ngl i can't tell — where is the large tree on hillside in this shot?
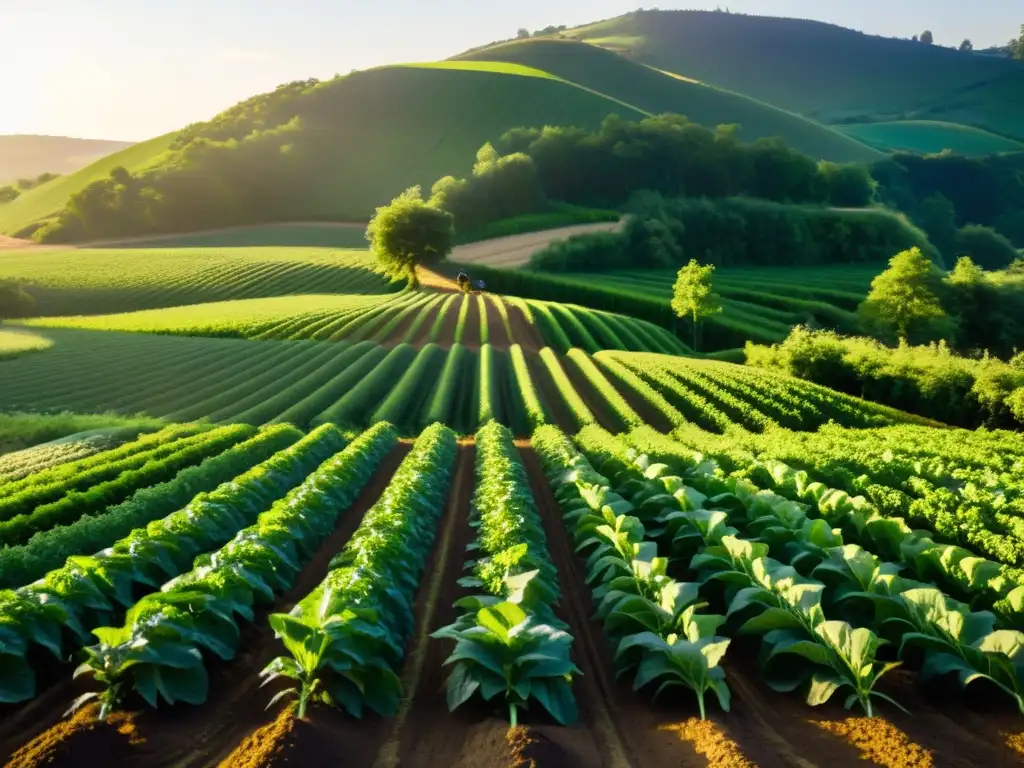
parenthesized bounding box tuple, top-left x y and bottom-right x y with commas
(959, 39, 974, 52)
(671, 259, 722, 352)
(858, 247, 948, 343)
(366, 187, 454, 289)
(920, 30, 934, 45)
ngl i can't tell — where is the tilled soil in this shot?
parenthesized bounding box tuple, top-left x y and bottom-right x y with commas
(560, 354, 624, 433)
(6, 441, 1024, 768)
(506, 302, 545, 354)
(525, 353, 577, 433)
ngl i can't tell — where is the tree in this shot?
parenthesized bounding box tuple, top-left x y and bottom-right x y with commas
(920, 30, 934, 45)
(959, 39, 974, 52)
(366, 187, 454, 289)
(671, 259, 722, 351)
(0, 185, 19, 204)
(516, 28, 530, 39)
(1010, 24, 1024, 59)
(858, 247, 948, 343)
(955, 224, 1018, 269)
(916, 192, 957, 259)
(912, 34, 919, 42)
(0, 281, 36, 319)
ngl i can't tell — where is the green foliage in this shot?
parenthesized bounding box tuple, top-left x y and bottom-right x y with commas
(530, 196, 938, 272)
(0, 281, 36, 319)
(858, 248, 949, 343)
(672, 260, 722, 352)
(955, 225, 1019, 270)
(72, 423, 396, 717)
(0, 186, 20, 204)
(747, 327, 1024, 428)
(433, 422, 577, 725)
(367, 187, 454, 287)
(261, 424, 454, 719)
(0, 426, 344, 704)
(0, 413, 162, 462)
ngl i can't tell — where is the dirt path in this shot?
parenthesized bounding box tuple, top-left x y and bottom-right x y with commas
(450, 221, 624, 269)
(417, 267, 460, 293)
(459, 295, 482, 350)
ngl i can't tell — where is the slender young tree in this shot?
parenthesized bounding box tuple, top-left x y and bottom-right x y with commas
(366, 186, 454, 289)
(671, 259, 722, 351)
(858, 247, 948, 343)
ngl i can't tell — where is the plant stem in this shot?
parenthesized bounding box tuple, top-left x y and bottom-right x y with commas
(298, 686, 309, 719)
(509, 702, 518, 728)
(697, 690, 707, 721)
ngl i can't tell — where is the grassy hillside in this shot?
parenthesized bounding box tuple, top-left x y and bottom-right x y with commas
(0, 67, 642, 238)
(456, 39, 880, 164)
(837, 121, 1024, 155)
(0, 133, 175, 236)
(0, 135, 132, 183)
(566, 10, 1024, 136)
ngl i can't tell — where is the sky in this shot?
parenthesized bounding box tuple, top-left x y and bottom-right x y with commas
(2, 0, 1020, 141)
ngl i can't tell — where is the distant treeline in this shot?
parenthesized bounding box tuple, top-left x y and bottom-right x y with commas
(0, 172, 61, 204)
(529, 194, 937, 272)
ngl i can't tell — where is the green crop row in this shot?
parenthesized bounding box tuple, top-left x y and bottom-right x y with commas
(313, 344, 419, 427)
(433, 421, 577, 726)
(0, 425, 254, 547)
(260, 423, 456, 719)
(0, 424, 346, 704)
(539, 348, 594, 431)
(372, 344, 447, 431)
(0, 424, 298, 590)
(565, 349, 642, 431)
(510, 345, 546, 432)
(70, 423, 398, 717)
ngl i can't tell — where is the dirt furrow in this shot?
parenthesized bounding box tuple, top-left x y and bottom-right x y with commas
(559, 354, 623, 434)
(526, 353, 577, 434)
(484, 295, 511, 349)
(506, 302, 544, 353)
(460, 295, 482, 350)
(377, 441, 477, 768)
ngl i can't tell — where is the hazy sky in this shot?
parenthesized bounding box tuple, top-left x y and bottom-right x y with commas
(3, 0, 1020, 141)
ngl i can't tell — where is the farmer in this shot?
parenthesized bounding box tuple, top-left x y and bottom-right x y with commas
(456, 270, 471, 293)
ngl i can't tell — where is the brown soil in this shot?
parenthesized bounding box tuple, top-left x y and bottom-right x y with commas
(508, 726, 570, 767)
(436, 295, 464, 349)
(526, 353, 577, 433)
(378, 304, 424, 347)
(1004, 731, 1024, 757)
(559, 353, 623, 433)
(484, 296, 511, 349)
(449, 222, 623, 269)
(3, 703, 145, 768)
(658, 719, 756, 768)
(379, 442, 476, 768)
(409, 300, 444, 346)
(506, 302, 544, 353)
(810, 717, 934, 768)
(417, 267, 460, 293)
(460, 295, 483, 350)
(599, 364, 675, 433)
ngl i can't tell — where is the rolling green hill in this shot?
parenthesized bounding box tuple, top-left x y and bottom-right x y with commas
(0, 135, 132, 183)
(565, 10, 1024, 138)
(837, 121, 1024, 156)
(455, 39, 880, 164)
(0, 133, 176, 236)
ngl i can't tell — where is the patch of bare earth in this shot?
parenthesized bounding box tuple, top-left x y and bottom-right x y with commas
(450, 221, 623, 269)
(810, 717, 934, 768)
(658, 718, 757, 768)
(4, 703, 145, 768)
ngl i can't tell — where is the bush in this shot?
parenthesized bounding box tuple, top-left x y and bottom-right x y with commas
(955, 225, 1019, 270)
(747, 326, 1024, 428)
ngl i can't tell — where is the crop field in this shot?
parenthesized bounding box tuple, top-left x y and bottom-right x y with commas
(0, 329, 52, 360)
(836, 120, 1024, 156)
(0, 247, 398, 316)
(2, 410, 1023, 768)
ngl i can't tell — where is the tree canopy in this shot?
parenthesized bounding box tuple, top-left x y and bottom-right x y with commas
(0, 282, 36, 319)
(858, 247, 948, 343)
(671, 259, 722, 351)
(366, 187, 454, 289)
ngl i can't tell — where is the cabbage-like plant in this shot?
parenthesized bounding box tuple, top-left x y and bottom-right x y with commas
(433, 571, 578, 726)
(615, 606, 731, 720)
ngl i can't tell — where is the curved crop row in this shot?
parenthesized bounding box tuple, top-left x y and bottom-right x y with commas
(71, 422, 398, 717)
(260, 422, 456, 718)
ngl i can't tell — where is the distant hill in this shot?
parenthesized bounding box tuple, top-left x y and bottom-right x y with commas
(454, 39, 879, 164)
(565, 10, 1024, 143)
(0, 135, 133, 183)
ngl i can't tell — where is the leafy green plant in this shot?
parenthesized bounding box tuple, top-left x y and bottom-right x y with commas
(261, 423, 455, 719)
(71, 423, 397, 717)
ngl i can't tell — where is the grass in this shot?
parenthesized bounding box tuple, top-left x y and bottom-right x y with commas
(562, 10, 1024, 139)
(0, 328, 53, 360)
(0, 133, 177, 236)
(0, 246, 397, 316)
(836, 121, 1024, 156)
(0, 412, 164, 455)
(457, 39, 881, 163)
